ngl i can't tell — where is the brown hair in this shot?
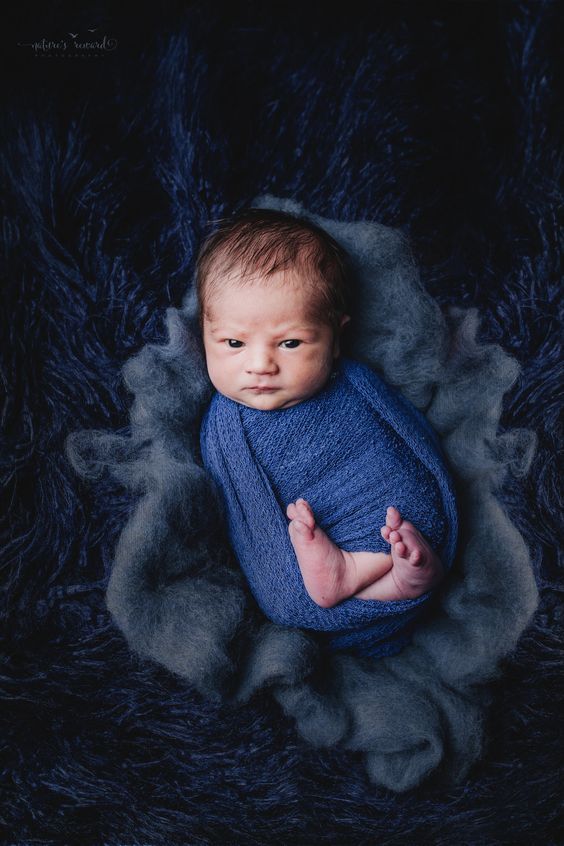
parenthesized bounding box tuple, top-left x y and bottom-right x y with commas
(195, 208, 351, 333)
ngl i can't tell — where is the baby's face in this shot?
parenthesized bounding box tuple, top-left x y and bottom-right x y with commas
(202, 268, 346, 410)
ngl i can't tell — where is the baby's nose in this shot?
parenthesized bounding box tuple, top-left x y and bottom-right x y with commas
(246, 349, 279, 374)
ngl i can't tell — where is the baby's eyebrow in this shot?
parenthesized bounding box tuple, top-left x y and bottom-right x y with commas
(209, 324, 319, 337)
(275, 327, 320, 338)
(208, 325, 247, 336)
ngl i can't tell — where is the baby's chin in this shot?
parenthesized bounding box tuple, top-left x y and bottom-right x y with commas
(229, 389, 309, 411)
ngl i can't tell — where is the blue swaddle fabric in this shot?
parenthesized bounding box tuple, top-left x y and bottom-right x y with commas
(200, 356, 458, 658)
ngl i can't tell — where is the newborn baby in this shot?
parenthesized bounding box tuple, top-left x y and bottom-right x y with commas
(198, 208, 457, 657)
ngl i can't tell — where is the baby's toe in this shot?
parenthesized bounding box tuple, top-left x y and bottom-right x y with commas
(386, 506, 402, 530)
(289, 519, 311, 538)
(410, 548, 423, 567)
(381, 525, 391, 541)
(296, 498, 316, 529)
(394, 540, 407, 558)
(286, 502, 298, 520)
(389, 529, 402, 544)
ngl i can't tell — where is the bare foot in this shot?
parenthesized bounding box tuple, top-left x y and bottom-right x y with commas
(286, 498, 350, 607)
(287, 498, 394, 607)
(378, 506, 444, 599)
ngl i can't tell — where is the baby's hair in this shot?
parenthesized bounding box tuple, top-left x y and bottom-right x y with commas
(195, 208, 352, 333)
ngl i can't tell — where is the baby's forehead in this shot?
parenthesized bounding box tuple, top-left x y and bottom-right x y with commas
(204, 277, 327, 334)
(208, 260, 310, 287)
(208, 265, 320, 303)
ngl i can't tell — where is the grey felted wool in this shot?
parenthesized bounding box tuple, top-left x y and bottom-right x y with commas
(66, 195, 539, 792)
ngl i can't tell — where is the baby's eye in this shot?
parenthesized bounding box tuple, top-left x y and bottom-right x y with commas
(225, 339, 244, 348)
(280, 339, 301, 349)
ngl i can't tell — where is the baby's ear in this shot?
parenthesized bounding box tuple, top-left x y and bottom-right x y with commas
(333, 314, 351, 357)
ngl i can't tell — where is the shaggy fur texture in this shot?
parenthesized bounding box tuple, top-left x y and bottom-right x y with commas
(2, 1, 562, 843)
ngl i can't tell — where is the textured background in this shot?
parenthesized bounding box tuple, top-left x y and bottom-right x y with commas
(1, 1, 562, 844)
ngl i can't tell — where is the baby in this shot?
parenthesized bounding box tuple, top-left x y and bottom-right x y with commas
(197, 208, 448, 617)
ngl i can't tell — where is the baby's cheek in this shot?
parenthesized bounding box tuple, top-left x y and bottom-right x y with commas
(299, 364, 332, 396)
(206, 356, 228, 388)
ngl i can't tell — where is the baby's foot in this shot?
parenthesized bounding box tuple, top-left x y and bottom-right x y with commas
(380, 506, 444, 599)
(286, 498, 351, 608)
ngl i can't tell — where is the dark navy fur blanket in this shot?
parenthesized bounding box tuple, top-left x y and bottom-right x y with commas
(1, 2, 562, 843)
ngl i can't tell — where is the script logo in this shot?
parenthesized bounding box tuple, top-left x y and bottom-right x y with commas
(17, 26, 118, 58)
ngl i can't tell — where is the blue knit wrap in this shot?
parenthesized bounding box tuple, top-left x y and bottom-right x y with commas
(200, 357, 458, 658)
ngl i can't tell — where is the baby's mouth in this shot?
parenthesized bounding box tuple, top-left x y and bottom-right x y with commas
(246, 386, 279, 393)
